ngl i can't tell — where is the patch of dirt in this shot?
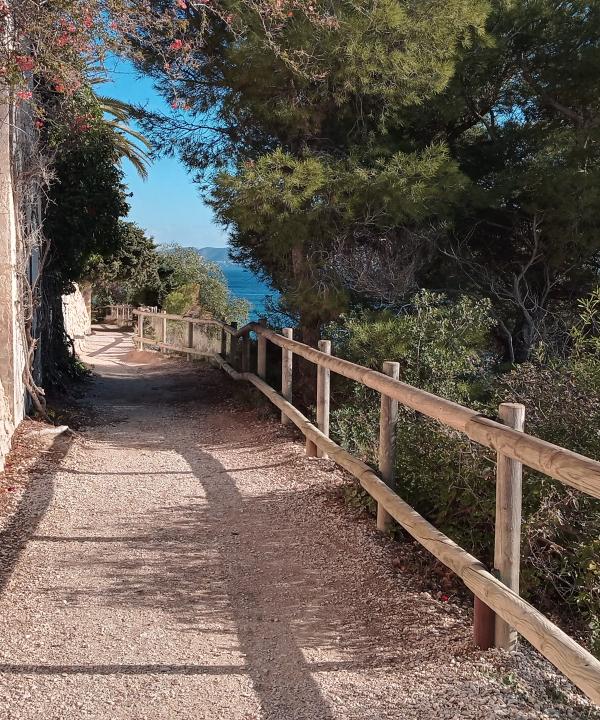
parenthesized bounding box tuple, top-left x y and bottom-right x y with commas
(121, 349, 170, 365)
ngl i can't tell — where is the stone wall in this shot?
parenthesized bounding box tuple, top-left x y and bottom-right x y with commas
(0, 380, 13, 465)
(62, 283, 92, 354)
(0, 102, 24, 468)
(0, 94, 41, 471)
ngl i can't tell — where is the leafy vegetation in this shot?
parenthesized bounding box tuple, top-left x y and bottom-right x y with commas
(86, 220, 162, 307)
(40, 104, 130, 388)
(329, 291, 600, 652)
(159, 245, 249, 323)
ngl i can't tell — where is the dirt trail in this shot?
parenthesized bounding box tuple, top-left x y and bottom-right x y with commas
(0, 327, 596, 719)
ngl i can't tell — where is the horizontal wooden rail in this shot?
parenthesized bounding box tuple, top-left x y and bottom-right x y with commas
(241, 371, 600, 705)
(248, 325, 600, 499)
(135, 311, 600, 499)
(134, 309, 224, 326)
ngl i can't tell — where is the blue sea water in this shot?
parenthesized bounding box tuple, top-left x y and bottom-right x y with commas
(221, 263, 277, 320)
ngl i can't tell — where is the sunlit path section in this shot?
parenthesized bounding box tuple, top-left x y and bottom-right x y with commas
(0, 328, 592, 720)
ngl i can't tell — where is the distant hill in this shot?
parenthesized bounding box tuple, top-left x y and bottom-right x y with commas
(197, 246, 231, 264)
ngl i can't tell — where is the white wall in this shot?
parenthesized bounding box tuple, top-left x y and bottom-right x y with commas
(62, 284, 92, 354)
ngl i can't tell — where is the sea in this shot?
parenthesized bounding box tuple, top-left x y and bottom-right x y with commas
(221, 263, 277, 320)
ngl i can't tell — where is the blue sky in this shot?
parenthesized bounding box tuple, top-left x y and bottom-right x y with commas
(105, 57, 228, 249)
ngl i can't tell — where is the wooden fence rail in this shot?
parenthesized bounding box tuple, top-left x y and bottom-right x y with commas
(104, 304, 136, 323)
(132, 309, 600, 705)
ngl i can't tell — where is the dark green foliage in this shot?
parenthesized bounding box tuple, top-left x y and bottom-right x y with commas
(131, 0, 600, 359)
(131, 0, 490, 336)
(41, 111, 129, 386)
(329, 292, 600, 653)
(415, 0, 600, 359)
(44, 125, 129, 294)
(87, 221, 162, 306)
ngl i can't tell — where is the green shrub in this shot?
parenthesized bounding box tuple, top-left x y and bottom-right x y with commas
(329, 290, 493, 402)
(164, 283, 200, 315)
(495, 363, 600, 651)
(160, 245, 249, 324)
(329, 290, 600, 653)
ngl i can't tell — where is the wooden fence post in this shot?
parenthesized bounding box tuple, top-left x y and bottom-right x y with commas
(242, 335, 251, 372)
(161, 311, 167, 352)
(377, 360, 400, 531)
(494, 402, 525, 650)
(187, 320, 194, 361)
(305, 339, 318, 455)
(137, 313, 144, 348)
(281, 328, 293, 425)
(257, 319, 267, 379)
(474, 401, 525, 650)
(316, 339, 331, 459)
(473, 598, 496, 650)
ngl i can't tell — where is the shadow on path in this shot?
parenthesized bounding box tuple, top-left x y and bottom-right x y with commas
(0, 433, 73, 596)
(0, 336, 467, 720)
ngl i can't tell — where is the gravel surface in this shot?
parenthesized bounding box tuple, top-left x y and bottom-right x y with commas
(0, 326, 598, 720)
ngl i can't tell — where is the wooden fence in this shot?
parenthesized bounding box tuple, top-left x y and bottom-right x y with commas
(103, 304, 137, 324)
(134, 309, 221, 356)
(132, 309, 600, 705)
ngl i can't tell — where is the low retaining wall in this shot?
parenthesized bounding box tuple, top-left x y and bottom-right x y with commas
(62, 283, 92, 354)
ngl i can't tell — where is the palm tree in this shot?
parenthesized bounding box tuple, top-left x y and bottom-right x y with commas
(95, 92, 153, 179)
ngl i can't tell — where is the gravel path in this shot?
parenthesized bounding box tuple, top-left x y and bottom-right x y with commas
(0, 327, 598, 719)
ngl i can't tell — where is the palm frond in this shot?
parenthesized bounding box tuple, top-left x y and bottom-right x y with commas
(94, 93, 153, 179)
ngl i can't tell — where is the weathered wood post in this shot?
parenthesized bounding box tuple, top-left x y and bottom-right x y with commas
(161, 310, 167, 351)
(473, 597, 496, 651)
(230, 322, 238, 369)
(306, 436, 318, 456)
(474, 401, 525, 650)
(187, 320, 194, 360)
(257, 319, 267, 379)
(281, 328, 293, 425)
(377, 361, 400, 531)
(494, 402, 525, 650)
(220, 327, 227, 359)
(239, 336, 244, 371)
(137, 312, 144, 348)
(316, 339, 331, 459)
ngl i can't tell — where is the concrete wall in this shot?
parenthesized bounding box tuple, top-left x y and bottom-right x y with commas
(62, 283, 92, 354)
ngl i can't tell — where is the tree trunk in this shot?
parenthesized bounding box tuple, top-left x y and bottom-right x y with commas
(38, 272, 77, 394)
(511, 315, 535, 363)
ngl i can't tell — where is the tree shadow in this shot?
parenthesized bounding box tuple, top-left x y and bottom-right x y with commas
(0, 432, 73, 595)
(33, 413, 466, 719)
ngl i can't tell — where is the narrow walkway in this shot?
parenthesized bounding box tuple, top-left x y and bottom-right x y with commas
(0, 328, 594, 719)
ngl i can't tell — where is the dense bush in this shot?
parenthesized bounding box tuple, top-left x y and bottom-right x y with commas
(160, 246, 249, 324)
(328, 291, 600, 653)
